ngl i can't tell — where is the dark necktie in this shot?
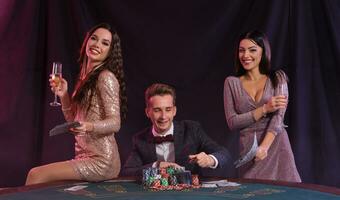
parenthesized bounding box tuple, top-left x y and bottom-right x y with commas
(153, 134, 174, 144)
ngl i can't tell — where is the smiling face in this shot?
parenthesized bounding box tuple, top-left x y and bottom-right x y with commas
(145, 94, 177, 134)
(86, 28, 112, 66)
(238, 39, 263, 72)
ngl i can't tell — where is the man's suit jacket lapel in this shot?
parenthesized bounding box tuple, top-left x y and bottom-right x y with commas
(173, 121, 187, 164)
(173, 121, 200, 172)
(144, 128, 157, 162)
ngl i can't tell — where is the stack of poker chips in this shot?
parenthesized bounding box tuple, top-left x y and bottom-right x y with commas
(175, 170, 192, 185)
(191, 174, 200, 186)
(142, 166, 200, 190)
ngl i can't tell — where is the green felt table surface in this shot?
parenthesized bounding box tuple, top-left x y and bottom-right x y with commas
(1, 180, 340, 200)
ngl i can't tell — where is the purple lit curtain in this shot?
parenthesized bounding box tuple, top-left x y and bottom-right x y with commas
(0, 0, 339, 187)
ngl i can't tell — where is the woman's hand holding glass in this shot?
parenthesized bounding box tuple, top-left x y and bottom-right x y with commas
(262, 84, 288, 129)
(263, 95, 287, 114)
(49, 62, 63, 106)
(49, 75, 68, 98)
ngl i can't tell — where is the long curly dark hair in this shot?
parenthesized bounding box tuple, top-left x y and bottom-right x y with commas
(72, 23, 127, 120)
(234, 30, 280, 88)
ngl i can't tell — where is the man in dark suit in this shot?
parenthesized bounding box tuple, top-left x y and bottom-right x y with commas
(121, 83, 231, 176)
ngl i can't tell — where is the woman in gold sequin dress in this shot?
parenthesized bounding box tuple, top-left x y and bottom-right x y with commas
(25, 23, 127, 185)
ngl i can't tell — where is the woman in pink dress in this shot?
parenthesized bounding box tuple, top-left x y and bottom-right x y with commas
(26, 23, 127, 185)
(224, 30, 300, 182)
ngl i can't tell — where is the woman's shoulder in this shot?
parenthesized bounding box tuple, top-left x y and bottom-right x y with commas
(98, 69, 117, 79)
(98, 69, 118, 84)
(224, 76, 239, 84)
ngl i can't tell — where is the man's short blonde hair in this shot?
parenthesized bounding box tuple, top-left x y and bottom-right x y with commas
(145, 83, 176, 107)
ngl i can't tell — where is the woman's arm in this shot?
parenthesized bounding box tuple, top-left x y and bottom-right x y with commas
(266, 70, 289, 135)
(91, 70, 121, 134)
(49, 76, 75, 121)
(60, 92, 75, 122)
(256, 131, 276, 160)
(224, 77, 260, 130)
(256, 71, 289, 160)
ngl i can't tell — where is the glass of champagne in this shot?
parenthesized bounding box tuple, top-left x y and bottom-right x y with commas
(278, 83, 288, 128)
(50, 62, 62, 106)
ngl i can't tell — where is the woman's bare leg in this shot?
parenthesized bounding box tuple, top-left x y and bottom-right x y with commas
(25, 161, 81, 185)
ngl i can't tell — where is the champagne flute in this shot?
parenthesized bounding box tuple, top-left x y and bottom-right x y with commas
(50, 62, 62, 106)
(278, 83, 288, 128)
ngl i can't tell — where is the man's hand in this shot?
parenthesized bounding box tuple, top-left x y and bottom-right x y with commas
(188, 152, 215, 168)
(159, 161, 182, 169)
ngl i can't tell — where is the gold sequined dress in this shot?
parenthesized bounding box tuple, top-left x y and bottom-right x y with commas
(63, 70, 121, 181)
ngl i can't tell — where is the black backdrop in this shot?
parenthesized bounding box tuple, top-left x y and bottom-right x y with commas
(0, 0, 339, 187)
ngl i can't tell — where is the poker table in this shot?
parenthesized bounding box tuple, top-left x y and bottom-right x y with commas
(1, 178, 339, 200)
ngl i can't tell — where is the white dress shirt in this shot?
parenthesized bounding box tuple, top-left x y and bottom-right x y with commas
(151, 122, 218, 168)
(152, 123, 175, 163)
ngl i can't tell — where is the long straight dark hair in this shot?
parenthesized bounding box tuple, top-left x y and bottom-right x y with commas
(72, 23, 127, 120)
(234, 30, 280, 88)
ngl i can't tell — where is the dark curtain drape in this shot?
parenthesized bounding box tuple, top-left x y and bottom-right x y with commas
(0, 0, 339, 187)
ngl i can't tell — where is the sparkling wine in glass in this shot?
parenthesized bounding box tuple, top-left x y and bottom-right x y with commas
(50, 62, 62, 106)
(278, 83, 288, 128)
